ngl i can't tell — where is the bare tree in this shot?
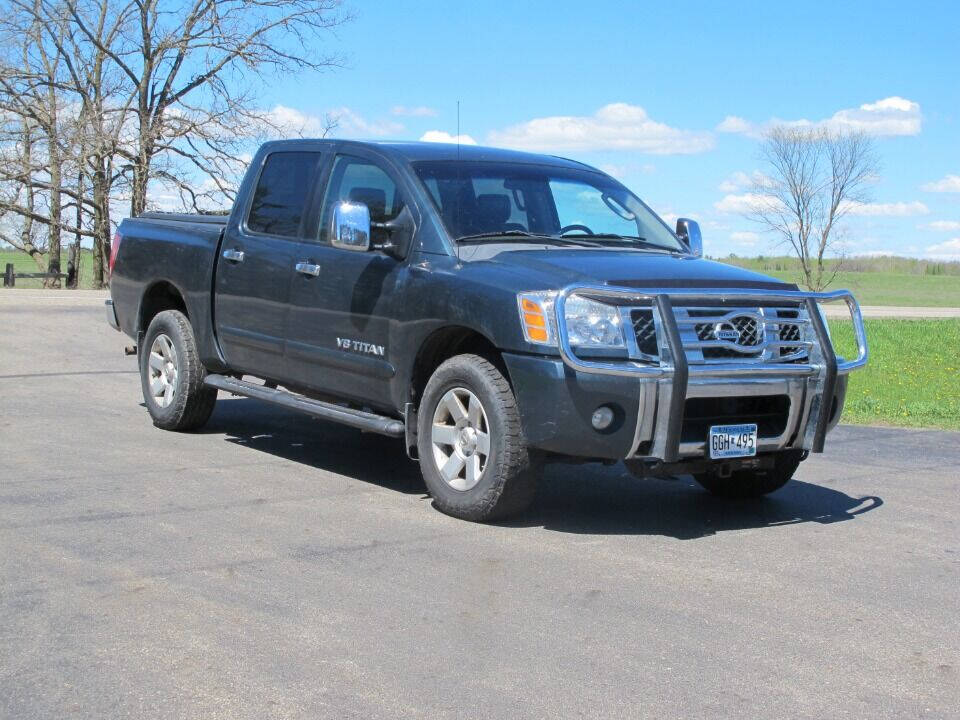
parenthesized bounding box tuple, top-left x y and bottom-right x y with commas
(0, 0, 349, 286)
(64, 0, 348, 216)
(747, 126, 878, 290)
(0, 6, 81, 286)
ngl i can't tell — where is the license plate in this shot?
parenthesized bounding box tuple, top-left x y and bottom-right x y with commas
(708, 424, 758, 459)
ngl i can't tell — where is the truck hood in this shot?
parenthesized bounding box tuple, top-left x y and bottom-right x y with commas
(465, 247, 796, 291)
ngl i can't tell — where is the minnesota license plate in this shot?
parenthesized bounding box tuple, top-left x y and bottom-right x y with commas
(708, 424, 758, 459)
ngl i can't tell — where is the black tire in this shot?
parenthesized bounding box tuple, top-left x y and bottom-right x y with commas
(139, 309, 217, 431)
(693, 449, 804, 499)
(417, 354, 538, 521)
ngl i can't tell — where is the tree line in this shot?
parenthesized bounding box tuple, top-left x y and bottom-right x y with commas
(0, 0, 346, 287)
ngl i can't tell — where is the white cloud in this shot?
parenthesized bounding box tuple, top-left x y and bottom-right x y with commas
(730, 231, 761, 245)
(262, 105, 403, 138)
(597, 163, 655, 180)
(820, 96, 921, 136)
(715, 192, 928, 218)
(391, 105, 437, 117)
(419, 130, 477, 145)
(486, 103, 713, 154)
(919, 220, 960, 232)
(329, 107, 404, 137)
(714, 193, 776, 214)
(718, 171, 754, 193)
(657, 209, 679, 226)
(921, 174, 960, 193)
(842, 200, 929, 216)
(719, 96, 922, 138)
(925, 238, 960, 260)
(716, 116, 754, 135)
(598, 163, 628, 179)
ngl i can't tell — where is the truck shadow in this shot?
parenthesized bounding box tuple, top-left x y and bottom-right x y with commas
(501, 464, 883, 539)
(203, 398, 883, 540)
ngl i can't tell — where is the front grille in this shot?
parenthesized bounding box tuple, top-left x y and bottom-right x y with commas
(627, 304, 809, 365)
(777, 310, 803, 357)
(630, 309, 658, 357)
(682, 395, 791, 442)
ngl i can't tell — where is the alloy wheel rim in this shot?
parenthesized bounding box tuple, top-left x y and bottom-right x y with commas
(148, 333, 179, 408)
(431, 387, 491, 491)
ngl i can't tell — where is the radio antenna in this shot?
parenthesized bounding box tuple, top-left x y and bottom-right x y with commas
(456, 100, 461, 263)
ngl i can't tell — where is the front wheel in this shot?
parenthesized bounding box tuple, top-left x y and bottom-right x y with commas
(139, 310, 217, 431)
(693, 450, 804, 499)
(417, 354, 538, 521)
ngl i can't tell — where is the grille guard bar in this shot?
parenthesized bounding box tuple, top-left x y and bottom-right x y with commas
(554, 285, 868, 462)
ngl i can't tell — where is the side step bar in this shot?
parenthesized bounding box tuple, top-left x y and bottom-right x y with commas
(203, 374, 405, 437)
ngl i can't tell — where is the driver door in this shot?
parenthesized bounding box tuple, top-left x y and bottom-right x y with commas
(284, 153, 410, 408)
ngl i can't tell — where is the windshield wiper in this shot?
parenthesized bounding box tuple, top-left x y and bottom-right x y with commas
(561, 233, 678, 252)
(456, 231, 602, 247)
(561, 233, 639, 242)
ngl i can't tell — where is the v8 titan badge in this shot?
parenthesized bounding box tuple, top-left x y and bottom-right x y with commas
(336, 337, 385, 357)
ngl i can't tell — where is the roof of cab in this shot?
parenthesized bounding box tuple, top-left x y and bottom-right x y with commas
(257, 138, 597, 171)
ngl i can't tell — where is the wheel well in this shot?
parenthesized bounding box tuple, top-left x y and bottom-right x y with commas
(410, 327, 508, 406)
(139, 281, 187, 334)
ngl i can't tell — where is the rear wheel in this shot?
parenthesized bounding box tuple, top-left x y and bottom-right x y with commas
(693, 450, 803, 499)
(417, 354, 538, 521)
(140, 310, 217, 431)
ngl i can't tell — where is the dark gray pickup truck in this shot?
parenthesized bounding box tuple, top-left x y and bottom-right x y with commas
(107, 139, 868, 520)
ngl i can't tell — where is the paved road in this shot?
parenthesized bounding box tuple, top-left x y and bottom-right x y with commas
(1, 292, 957, 719)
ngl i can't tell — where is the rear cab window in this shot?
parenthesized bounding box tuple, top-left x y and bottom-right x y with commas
(246, 152, 324, 237)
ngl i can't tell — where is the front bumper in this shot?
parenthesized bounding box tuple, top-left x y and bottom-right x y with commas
(505, 285, 866, 463)
(504, 353, 848, 461)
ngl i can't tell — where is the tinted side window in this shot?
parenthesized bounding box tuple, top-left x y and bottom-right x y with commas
(321, 156, 404, 244)
(247, 152, 323, 237)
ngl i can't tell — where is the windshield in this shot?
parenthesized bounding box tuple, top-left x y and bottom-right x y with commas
(412, 160, 683, 252)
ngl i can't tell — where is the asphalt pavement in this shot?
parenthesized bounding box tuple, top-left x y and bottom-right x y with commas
(1, 291, 957, 719)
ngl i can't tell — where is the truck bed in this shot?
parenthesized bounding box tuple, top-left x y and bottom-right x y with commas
(138, 211, 230, 226)
(110, 212, 228, 371)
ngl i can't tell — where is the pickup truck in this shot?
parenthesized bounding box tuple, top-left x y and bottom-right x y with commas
(106, 139, 868, 521)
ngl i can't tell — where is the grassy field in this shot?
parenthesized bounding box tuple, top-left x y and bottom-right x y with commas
(720, 255, 960, 307)
(830, 318, 960, 430)
(0, 248, 100, 289)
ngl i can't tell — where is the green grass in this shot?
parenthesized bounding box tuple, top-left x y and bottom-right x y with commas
(752, 270, 960, 307)
(0, 248, 100, 289)
(829, 318, 960, 430)
(719, 255, 960, 307)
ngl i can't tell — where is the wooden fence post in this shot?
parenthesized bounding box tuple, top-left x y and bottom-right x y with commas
(66, 246, 78, 288)
(3, 263, 13, 287)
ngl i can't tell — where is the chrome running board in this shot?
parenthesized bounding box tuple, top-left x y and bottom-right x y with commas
(204, 374, 405, 437)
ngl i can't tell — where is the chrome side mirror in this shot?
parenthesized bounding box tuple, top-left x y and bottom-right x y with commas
(676, 218, 702, 257)
(332, 202, 371, 252)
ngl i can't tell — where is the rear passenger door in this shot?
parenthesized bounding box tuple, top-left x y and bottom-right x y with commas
(215, 150, 324, 378)
(284, 153, 410, 408)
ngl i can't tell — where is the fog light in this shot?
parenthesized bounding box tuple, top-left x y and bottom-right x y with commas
(591, 406, 614, 430)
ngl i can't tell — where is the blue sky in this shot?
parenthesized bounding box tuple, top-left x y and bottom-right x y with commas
(260, 0, 960, 259)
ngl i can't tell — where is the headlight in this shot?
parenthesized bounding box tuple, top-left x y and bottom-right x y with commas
(564, 295, 625, 348)
(517, 292, 625, 349)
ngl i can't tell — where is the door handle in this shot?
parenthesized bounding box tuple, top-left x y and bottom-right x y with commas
(222, 248, 245, 263)
(295, 262, 321, 277)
